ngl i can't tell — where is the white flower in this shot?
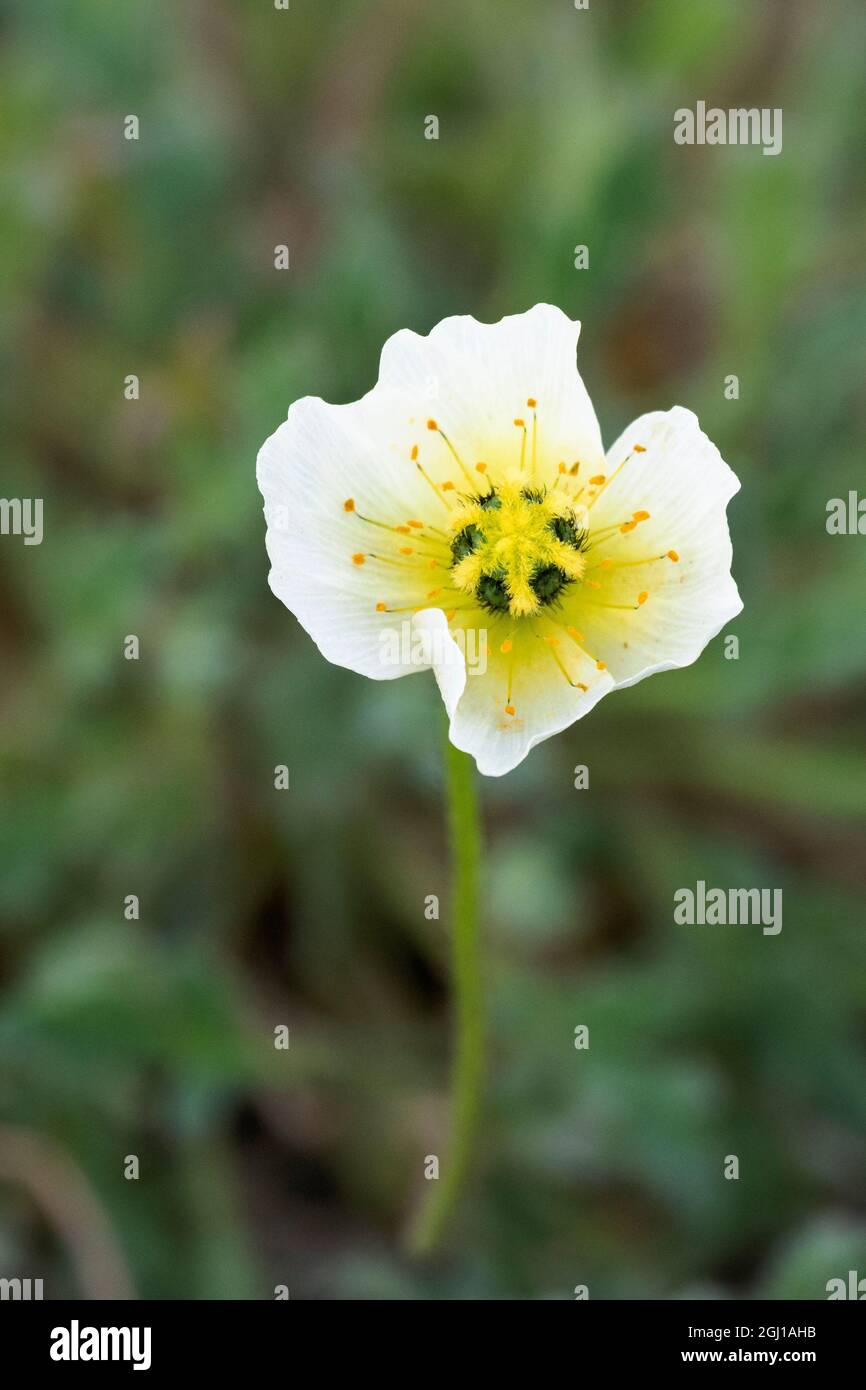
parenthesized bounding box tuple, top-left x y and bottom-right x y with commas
(257, 305, 742, 776)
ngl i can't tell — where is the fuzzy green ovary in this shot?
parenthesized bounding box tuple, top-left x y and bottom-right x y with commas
(449, 481, 588, 618)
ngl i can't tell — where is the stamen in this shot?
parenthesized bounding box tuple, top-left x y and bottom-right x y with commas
(386, 538, 452, 562)
(585, 445, 647, 510)
(581, 584, 652, 611)
(367, 552, 448, 573)
(504, 639, 517, 714)
(558, 623, 608, 674)
(429, 419, 475, 487)
(667, 549, 680, 562)
(443, 606, 480, 619)
(586, 522, 625, 547)
(352, 505, 440, 541)
(588, 551, 671, 572)
(585, 599, 644, 611)
(527, 398, 538, 474)
(514, 417, 527, 470)
(412, 447, 453, 511)
(351, 553, 366, 565)
(535, 625, 589, 692)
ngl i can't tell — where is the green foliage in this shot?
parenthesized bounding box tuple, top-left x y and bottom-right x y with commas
(0, 0, 864, 1299)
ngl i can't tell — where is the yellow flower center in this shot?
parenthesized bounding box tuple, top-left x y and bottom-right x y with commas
(447, 480, 589, 618)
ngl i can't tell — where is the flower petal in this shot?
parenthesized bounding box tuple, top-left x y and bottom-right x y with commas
(428, 616, 615, 777)
(257, 396, 445, 679)
(377, 304, 606, 480)
(570, 407, 742, 686)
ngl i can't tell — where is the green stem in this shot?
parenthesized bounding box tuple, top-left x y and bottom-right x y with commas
(408, 735, 484, 1257)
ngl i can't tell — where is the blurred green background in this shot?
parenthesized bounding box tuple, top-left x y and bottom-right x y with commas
(1, 0, 865, 1300)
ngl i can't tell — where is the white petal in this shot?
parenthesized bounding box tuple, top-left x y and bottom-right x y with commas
(428, 617, 615, 777)
(411, 607, 467, 711)
(377, 304, 606, 480)
(257, 396, 446, 679)
(570, 407, 742, 686)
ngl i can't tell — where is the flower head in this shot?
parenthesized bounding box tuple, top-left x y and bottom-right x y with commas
(257, 305, 741, 775)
